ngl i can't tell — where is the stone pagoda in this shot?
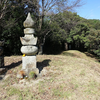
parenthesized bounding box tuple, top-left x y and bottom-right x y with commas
(17, 13, 39, 79)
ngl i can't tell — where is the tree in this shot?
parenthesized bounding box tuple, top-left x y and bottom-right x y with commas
(23, 0, 83, 54)
(0, 0, 11, 21)
(69, 23, 90, 51)
(0, 0, 26, 55)
(0, 0, 84, 55)
(87, 19, 100, 30)
(0, 0, 25, 31)
(1, 5, 25, 55)
(43, 21, 67, 54)
(86, 29, 100, 56)
(0, 0, 41, 55)
(0, 0, 11, 33)
(47, 11, 85, 51)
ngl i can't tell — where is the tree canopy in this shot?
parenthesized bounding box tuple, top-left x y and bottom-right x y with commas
(0, 0, 100, 57)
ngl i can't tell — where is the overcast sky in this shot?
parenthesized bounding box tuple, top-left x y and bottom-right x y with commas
(76, 0, 100, 20)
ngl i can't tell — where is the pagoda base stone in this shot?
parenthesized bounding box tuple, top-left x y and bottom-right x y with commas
(17, 56, 39, 78)
(22, 56, 36, 69)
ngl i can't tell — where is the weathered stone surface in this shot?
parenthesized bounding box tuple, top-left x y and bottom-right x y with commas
(0, 57, 4, 67)
(23, 13, 34, 28)
(22, 56, 37, 69)
(24, 28, 35, 34)
(20, 37, 37, 45)
(17, 68, 39, 79)
(21, 46, 38, 55)
(17, 69, 26, 79)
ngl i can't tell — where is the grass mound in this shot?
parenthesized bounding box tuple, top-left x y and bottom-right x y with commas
(61, 50, 98, 62)
(0, 53, 100, 100)
(61, 50, 87, 58)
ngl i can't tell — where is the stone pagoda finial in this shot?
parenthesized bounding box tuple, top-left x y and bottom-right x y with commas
(23, 13, 34, 28)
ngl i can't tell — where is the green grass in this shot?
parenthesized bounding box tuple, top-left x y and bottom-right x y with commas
(5, 87, 37, 100)
(84, 81, 100, 95)
(7, 87, 23, 100)
(38, 81, 46, 94)
(52, 87, 72, 99)
(80, 69, 86, 76)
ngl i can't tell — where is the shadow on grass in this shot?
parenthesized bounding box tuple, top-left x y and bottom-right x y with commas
(85, 52, 100, 62)
(0, 58, 52, 80)
(0, 59, 51, 80)
(0, 61, 22, 80)
(5, 61, 22, 69)
(37, 59, 51, 73)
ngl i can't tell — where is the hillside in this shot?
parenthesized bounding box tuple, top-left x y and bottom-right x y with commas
(0, 50, 100, 100)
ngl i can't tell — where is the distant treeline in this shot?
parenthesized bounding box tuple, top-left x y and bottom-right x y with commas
(0, 2, 100, 57)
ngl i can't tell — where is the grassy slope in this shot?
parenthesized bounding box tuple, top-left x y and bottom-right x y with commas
(0, 50, 100, 100)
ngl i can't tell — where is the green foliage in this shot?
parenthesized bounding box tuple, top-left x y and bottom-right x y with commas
(50, 21, 67, 42)
(0, 5, 25, 55)
(87, 19, 100, 30)
(44, 11, 100, 55)
(1, 1, 100, 57)
(66, 23, 89, 51)
(43, 11, 85, 53)
(86, 29, 100, 56)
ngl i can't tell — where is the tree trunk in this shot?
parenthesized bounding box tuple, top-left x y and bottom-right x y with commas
(64, 42, 68, 51)
(38, 43, 43, 55)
